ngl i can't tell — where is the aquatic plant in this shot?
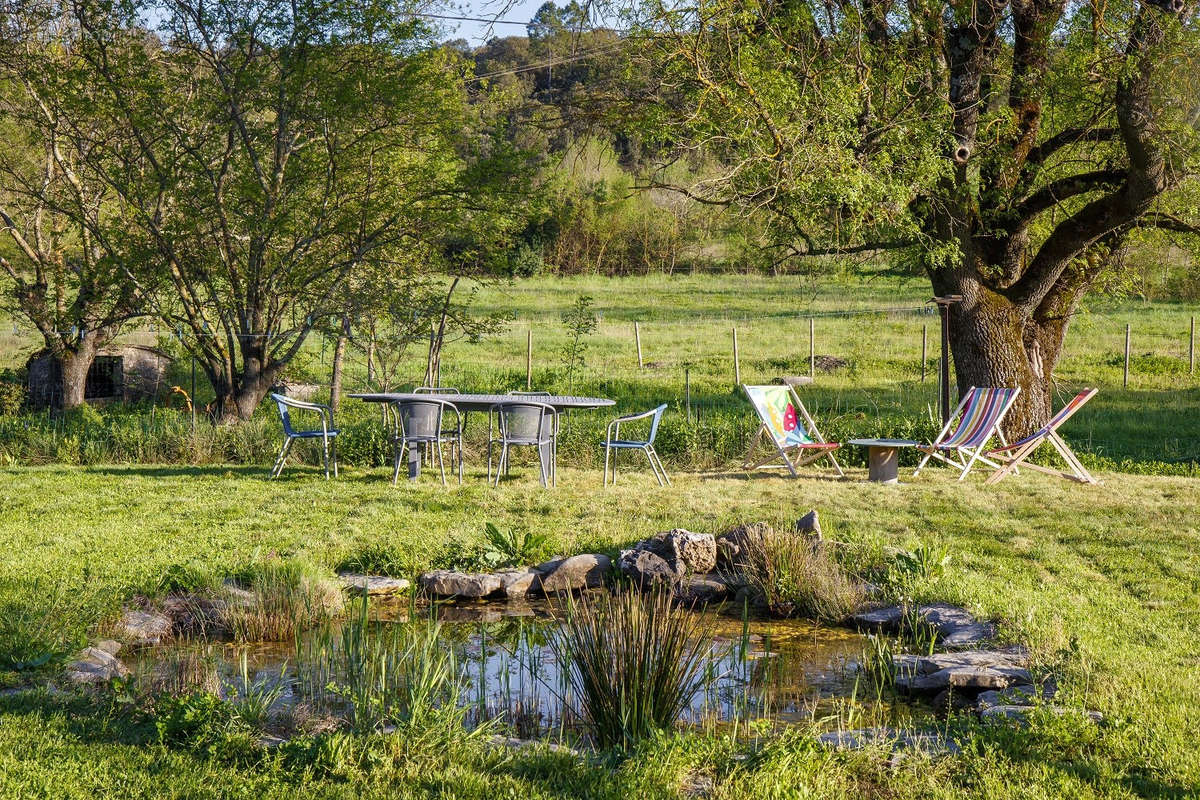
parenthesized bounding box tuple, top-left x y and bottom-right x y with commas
(552, 586, 714, 750)
(221, 558, 344, 642)
(726, 533, 864, 622)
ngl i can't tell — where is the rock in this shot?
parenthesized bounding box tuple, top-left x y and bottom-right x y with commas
(419, 570, 502, 598)
(65, 647, 129, 684)
(851, 605, 906, 632)
(897, 665, 1033, 693)
(117, 609, 173, 645)
(817, 728, 959, 756)
(618, 549, 681, 588)
(975, 684, 1053, 709)
(981, 705, 1103, 724)
(917, 603, 997, 648)
(674, 574, 730, 605)
(795, 509, 822, 539)
(893, 647, 1029, 676)
(496, 569, 541, 599)
(339, 573, 411, 596)
(893, 648, 1031, 694)
(716, 522, 774, 569)
(661, 530, 717, 574)
(537, 554, 611, 593)
(850, 603, 995, 648)
(95, 639, 122, 656)
(632, 529, 717, 574)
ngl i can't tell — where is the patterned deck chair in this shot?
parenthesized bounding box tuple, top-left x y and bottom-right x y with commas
(984, 389, 1098, 485)
(913, 386, 1020, 481)
(741, 385, 844, 477)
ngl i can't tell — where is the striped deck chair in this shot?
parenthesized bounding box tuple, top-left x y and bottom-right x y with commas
(984, 389, 1098, 485)
(741, 385, 844, 477)
(913, 386, 1020, 481)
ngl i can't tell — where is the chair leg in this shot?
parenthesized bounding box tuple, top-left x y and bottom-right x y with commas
(492, 443, 508, 487)
(649, 446, 671, 486)
(958, 447, 985, 481)
(392, 440, 406, 485)
(642, 446, 664, 487)
(456, 436, 463, 485)
(321, 434, 331, 479)
(603, 441, 612, 487)
(536, 442, 549, 488)
(913, 449, 934, 476)
(271, 437, 293, 478)
(330, 439, 338, 478)
(437, 440, 447, 487)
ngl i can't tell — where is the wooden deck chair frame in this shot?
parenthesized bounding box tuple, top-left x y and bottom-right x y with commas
(741, 385, 844, 478)
(984, 389, 1099, 485)
(913, 386, 1020, 481)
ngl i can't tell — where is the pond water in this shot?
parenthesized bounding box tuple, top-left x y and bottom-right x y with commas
(131, 597, 927, 739)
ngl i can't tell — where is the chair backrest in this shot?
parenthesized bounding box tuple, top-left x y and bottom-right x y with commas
(270, 392, 307, 436)
(742, 385, 815, 447)
(939, 387, 1020, 448)
(646, 403, 668, 444)
(1004, 388, 1097, 450)
(414, 386, 460, 394)
(492, 401, 555, 443)
(393, 399, 451, 440)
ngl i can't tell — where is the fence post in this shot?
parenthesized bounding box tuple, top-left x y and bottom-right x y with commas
(809, 317, 815, 379)
(921, 324, 928, 383)
(634, 321, 643, 369)
(1190, 315, 1195, 375)
(732, 327, 741, 386)
(526, 327, 532, 391)
(1123, 323, 1131, 388)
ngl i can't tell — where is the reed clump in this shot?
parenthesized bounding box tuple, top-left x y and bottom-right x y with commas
(552, 586, 713, 750)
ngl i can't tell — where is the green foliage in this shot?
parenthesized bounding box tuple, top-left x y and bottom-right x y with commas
(559, 294, 598, 393)
(0, 577, 86, 671)
(881, 542, 952, 601)
(0, 369, 26, 416)
(336, 542, 414, 578)
(222, 558, 344, 643)
(482, 522, 552, 568)
(552, 587, 714, 750)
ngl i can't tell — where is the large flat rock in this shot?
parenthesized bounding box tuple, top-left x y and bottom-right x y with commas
(851, 603, 996, 648)
(339, 574, 411, 595)
(537, 554, 611, 593)
(419, 570, 502, 598)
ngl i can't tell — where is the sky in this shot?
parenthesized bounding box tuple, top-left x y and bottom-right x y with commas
(439, 1, 558, 44)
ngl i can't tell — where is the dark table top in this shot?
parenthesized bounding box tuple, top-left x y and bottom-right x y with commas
(348, 392, 616, 412)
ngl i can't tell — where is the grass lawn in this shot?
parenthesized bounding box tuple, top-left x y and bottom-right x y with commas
(1, 462, 1198, 798)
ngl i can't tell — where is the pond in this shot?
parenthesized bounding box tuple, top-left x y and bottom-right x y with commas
(130, 597, 929, 741)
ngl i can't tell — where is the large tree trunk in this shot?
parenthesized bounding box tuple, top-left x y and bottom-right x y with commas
(947, 292, 1057, 436)
(59, 337, 99, 409)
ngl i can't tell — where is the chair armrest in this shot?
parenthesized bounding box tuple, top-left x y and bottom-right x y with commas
(613, 408, 659, 423)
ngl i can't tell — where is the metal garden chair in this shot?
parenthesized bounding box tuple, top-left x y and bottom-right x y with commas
(389, 398, 463, 486)
(269, 393, 339, 479)
(488, 400, 558, 487)
(603, 403, 671, 487)
(413, 386, 462, 463)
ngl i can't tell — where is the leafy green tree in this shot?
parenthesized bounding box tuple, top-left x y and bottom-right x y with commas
(628, 0, 1200, 432)
(0, 2, 148, 407)
(55, 0, 530, 421)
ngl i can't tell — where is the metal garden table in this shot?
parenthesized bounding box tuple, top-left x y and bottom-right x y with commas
(350, 392, 616, 481)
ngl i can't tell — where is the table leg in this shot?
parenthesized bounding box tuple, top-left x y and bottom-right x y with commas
(408, 443, 421, 481)
(867, 446, 899, 484)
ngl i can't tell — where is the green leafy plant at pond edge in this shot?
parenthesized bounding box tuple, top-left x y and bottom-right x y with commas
(482, 522, 552, 568)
